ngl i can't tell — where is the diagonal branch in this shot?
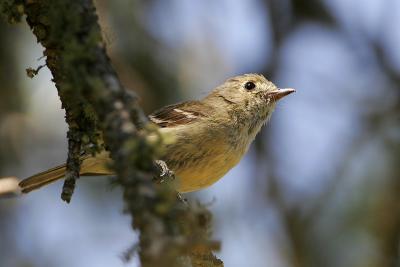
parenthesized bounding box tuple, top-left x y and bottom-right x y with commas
(1, 0, 222, 266)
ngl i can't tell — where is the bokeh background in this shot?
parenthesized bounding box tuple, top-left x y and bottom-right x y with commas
(1, 0, 400, 266)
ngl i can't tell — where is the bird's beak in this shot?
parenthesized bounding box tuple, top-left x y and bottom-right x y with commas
(269, 88, 296, 101)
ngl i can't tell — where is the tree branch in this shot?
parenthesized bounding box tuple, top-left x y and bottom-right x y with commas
(1, 0, 221, 266)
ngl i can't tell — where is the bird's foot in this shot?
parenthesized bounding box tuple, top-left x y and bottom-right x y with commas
(153, 160, 175, 184)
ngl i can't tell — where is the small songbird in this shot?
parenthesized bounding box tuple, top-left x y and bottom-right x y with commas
(18, 74, 295, 194)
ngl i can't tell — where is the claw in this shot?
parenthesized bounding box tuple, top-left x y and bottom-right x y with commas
(154, 160, 175, 183)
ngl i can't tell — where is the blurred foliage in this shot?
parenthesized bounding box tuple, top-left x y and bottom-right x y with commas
(257, 1, 400, 267)
(0, 20, 24, 169)
(0, 18, 24, 267)
(96, 0, 182, 113)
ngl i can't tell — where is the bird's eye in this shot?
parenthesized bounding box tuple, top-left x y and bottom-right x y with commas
(244, 81, 256, 90)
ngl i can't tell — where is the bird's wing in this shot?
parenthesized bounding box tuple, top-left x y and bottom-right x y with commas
(149, 101, 209, 128)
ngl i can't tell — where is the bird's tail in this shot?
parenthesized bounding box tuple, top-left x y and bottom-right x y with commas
(18, 151, 113, 194)
(19, 164, 67, 193)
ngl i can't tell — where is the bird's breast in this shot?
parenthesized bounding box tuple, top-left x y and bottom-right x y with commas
(161, 123, 248, 193)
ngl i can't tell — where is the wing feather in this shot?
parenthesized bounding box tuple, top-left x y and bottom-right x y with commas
(149, 101, 209, 127)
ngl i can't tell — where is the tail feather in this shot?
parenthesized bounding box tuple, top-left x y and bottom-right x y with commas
(19, 164, 66, 193)
(18, 151, 113, 194)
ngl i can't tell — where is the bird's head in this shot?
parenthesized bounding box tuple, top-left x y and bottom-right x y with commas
(206, 73, 295, 119)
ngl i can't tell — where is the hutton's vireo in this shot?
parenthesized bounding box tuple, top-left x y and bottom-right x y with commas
(19, 74, 295, 193)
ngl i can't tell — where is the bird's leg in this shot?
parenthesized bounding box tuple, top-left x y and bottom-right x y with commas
(153, 160, 175, 184)
(153, 160, 188, 205)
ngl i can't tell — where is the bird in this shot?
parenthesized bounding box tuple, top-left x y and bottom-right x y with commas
(17, 73, 295, 194)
